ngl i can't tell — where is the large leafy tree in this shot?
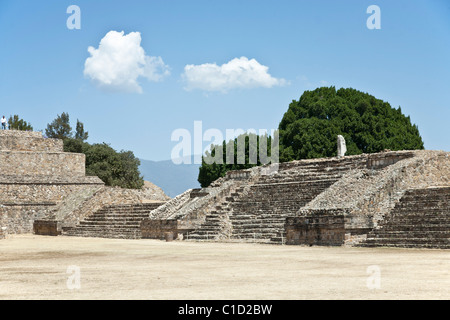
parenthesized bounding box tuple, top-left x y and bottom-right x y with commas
(64, 138, 144, 189)
(279, 87, 424, 161)
(49, 112, 143, 189)
(197, 86, 424, 187)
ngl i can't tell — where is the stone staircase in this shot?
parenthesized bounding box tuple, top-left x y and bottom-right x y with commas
(230, 175, 344, 244)
(359, 187, 450, 249)
(63, 202, 164, 239)
(184, 187, 243, 241)
(185, 158, 366, 244)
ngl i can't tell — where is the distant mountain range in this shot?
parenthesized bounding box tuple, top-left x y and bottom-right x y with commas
(139, 157, 201, 198)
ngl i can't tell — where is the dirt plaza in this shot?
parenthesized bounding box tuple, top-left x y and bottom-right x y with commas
(0, 235, 448, 300)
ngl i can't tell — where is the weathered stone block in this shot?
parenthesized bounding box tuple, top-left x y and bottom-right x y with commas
(0, 151, 86, 176)
(285, 211, 346, 246)
(0, 132, 63, 152)
(33, 220, 60, 236)
(141, 219, 181, 239)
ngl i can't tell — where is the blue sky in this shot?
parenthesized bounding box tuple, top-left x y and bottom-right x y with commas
(1, 0, 449, 161)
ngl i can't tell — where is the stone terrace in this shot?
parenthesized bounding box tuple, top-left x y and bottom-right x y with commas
(62, 202, 165, 239)
(151, 150, 449, 248)
(0, 130, 168, 238)
(0, 130, 104, 235)
(3, 128, 447, 249)
(185, 156, 367, 243)
(287, 150, 449, 247)
(359, 187, 449, 249)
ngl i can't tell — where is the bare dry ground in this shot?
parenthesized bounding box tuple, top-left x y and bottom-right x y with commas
(0, 235, 448, 300)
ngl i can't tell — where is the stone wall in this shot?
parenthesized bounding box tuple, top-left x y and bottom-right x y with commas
(285, 209, 347, 246)
(0, 203, 57, 234)
(0, 151, 86, 176)
(288, 150, 450, 246)
(33, 220, 59, 236)
(0, 130, 42, 139)
(0, 180, 103, 203)
(0, 130, 104, 235)
(148, 189, 193, 220)
(141, 219, 182, 240)
(366, 151, 415, 169)
(0, 132, 62, 152)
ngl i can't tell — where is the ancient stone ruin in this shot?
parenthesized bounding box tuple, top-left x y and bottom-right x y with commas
(0, 130, 168, 239)
(145, 149, 449, 249)
(1, 130, 448, 249)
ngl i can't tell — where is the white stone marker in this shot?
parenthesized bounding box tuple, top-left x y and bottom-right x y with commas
(337, 135, 347, 158)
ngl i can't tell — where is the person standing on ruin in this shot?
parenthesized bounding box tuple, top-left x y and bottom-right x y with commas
(1, 116, 7, 130)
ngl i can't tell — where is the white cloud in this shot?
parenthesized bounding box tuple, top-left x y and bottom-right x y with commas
(84, 30, 170, 93)
(182, 57, 287, 92)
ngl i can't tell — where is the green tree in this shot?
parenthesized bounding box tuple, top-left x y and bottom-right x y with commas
(45, 112, 72, 139)
(63, 138, 144, 189)
(49, 114, 142, 189)
(198, 133, 276, 187)
(279, 87, 424, 162)
(197, 86, 424, 187)
(8, 115, 33, 131)
(63, 137, 86, 154)
(75, 119, 89, 141)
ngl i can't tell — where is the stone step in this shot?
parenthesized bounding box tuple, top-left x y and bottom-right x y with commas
(383, 215, 450, 221)
(230, 234, 277, 241)
(64, 226, 142, 232)
(83, 215, 149, 220)
(232, 220, 285, 227)
(67, 226, 142, 232)
(370, 230, 449, 239)
(231, 218, 286, 223)
(361, 238, 450, 247)
(94, 210, 155, 214)
(380, 224, 450, 232)
(270, 237, 286, 244)
(81, 220, 146, 225)
(99, 208, 160, 212)
(395, 204, 449, 210)
(184, 233, 221, 240)
(79, 221, 142, 227)
(190, 225, 223, 232)
(65, 230, 141, 237)
(63, 232, 141, 239)
(63, 202, 155, 239)
(358, 242, 450, 249)
(232, 227, 285, 233)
